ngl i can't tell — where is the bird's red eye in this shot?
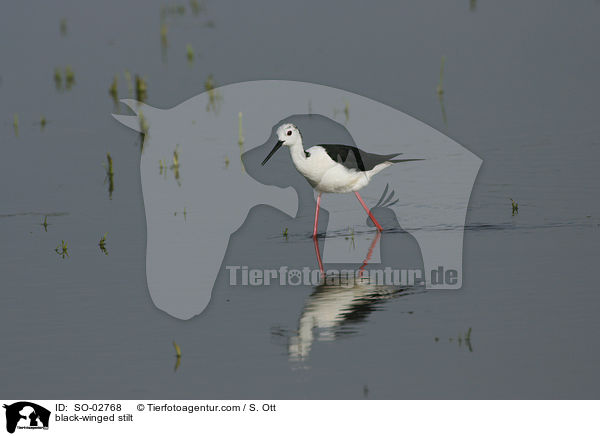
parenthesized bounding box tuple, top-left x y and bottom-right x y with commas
(287, 130, 292, 136)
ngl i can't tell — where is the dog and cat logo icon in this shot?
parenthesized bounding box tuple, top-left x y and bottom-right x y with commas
(3, 402, 50, 433)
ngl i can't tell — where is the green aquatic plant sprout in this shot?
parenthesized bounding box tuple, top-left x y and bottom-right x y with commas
(171, 145, 181, 185)
(99, 232, 108, 255)
(434, 327, 473, 352)
(160, 23, 168, 46)
(59, 18, 67, 36)
(344, 100, 350, 123)
(109, 75, 119, 104)
(65, 66, 75, 89)
(55, 240, 69, 258)
(190, 0, 202, 15)
(332, 100, 350, 124)
(186, 44, 194, 62)
(465, 327, 473, 352)
(237, 112, 245, 172)
(135, 75, 148, 103)
(204, 74, 222, 112)
(511, 198, 519, 215)
(53, 68, 63, 90)
(173, 340, 182, 371)
(238, 112, 244, 146)
(283, 228, 288, 240)
(139, 111, 149, 139)
(345, 226, 356, 250)
(41, 216, 49, 232)
(40, 116, 47, 129)
(173, 340, 182, 357)
(436, 56, 448, 127)
(13, 114, 18, 136)
(105, 153, 115, 199)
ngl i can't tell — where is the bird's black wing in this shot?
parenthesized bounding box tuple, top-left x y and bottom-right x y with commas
(317, 144, 412, 171)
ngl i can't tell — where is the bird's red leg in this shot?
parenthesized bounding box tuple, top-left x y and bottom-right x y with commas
(312, 192, 322, 238)
(313, 235, 324, 278)
(354, 192, 383, 231)
(358, 231, 381, 277)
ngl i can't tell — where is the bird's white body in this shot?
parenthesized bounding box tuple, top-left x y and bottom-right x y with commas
(284, 128, 393, 194)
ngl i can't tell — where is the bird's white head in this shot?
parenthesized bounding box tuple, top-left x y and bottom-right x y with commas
(261, 123, 302, 165)
(276, 123, 302, 147)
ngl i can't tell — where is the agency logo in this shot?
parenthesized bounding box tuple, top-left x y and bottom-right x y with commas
(3, 402, 50, 434)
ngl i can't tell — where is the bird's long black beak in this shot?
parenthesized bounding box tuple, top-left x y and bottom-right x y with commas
(261, 140, 284, 166)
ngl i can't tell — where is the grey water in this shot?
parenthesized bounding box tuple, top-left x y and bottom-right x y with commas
(1, 0, 599, 399)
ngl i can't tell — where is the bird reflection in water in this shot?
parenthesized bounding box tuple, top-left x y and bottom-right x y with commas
(287, 232, 420, 362)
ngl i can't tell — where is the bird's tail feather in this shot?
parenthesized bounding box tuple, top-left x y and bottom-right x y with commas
(389, 158, 425, 163)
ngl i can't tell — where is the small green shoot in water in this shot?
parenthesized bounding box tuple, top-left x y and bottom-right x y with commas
(54, 68, 63, 90)
(55, 240, 69, 258)
(190, 0, 202, 15)
(105, 153, 115, 199)
(171, 145, 181, 185)
(435, 327, 473, 352)
(345, 226, 355, 250)
(333, 101, 350, 123)
(224, 155, 230, 168)
(237, 112, 245, 172)
(470, 0, 477, 12)
(40, 116, 47, 129)
(437, 55, 445, 96)
(465, 327, 473, 352)
(436, 56, 448, 126)
(511, 198, 519, 215)
(344, 100, 350, 123)
(204, 74, 222, 112)
(238, 112, 244, 146)
(65, 66, 75, 89)
(173, 340, 182, 371)
(109, 75, 118, 105)
(41, 216, 49, 232)
(13, 114, 18, 136)
(160, 23, 168, 47)
(186, 44, 194, 63)
(59, 18, 67, 36)
(99, 232, 108, 255)
(283, 228, 288, 240)
(139, 111, 149, 147)
(135, 75, 147, 103)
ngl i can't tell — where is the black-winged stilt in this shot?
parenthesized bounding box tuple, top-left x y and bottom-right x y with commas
(261, 123, 423, 237)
